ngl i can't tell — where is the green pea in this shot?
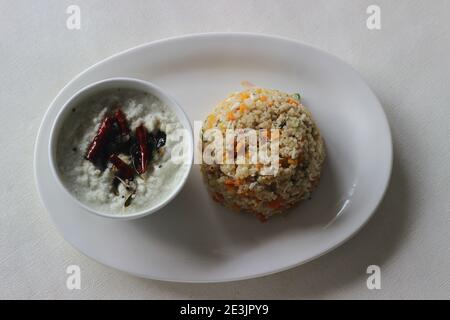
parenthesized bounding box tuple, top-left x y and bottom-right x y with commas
(292, 93, 301, 101)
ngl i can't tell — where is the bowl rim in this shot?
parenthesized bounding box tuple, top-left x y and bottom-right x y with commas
(48, 77, 194, 220)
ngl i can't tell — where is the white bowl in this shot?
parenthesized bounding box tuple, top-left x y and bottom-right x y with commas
(48, 77, 194, 220)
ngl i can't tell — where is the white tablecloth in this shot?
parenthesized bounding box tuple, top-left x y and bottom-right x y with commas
(1, 0, 449, 299)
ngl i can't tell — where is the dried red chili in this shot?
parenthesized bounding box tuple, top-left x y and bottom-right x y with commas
(109, 154, 135, 181)
(135, 124, 149, 174)
(114, 108, 130, 135)
(85, 116, 115, 163)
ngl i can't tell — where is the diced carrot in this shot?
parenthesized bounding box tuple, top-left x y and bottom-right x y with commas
(259, 95, 268, 102)
(226, 185, 235, 192)
(267, 197, 283, 209)
(239, 103, 248, 113)
(240, 92, 250, 100)
(224, 179, 235, 186)
(288, 98, 299, 106)
(227, 111, 235, 121)
(224, 178, 242, 186)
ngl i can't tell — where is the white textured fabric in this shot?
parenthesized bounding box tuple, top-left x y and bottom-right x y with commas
(0, 0, 449, 299)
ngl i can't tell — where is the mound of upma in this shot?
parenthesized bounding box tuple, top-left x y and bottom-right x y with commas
(201, 88, 325, 221)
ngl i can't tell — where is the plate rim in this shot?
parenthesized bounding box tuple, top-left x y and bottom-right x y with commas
(33, 32, 393, 283)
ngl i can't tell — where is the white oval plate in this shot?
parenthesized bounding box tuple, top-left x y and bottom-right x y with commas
(34, 33, 392, 283)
